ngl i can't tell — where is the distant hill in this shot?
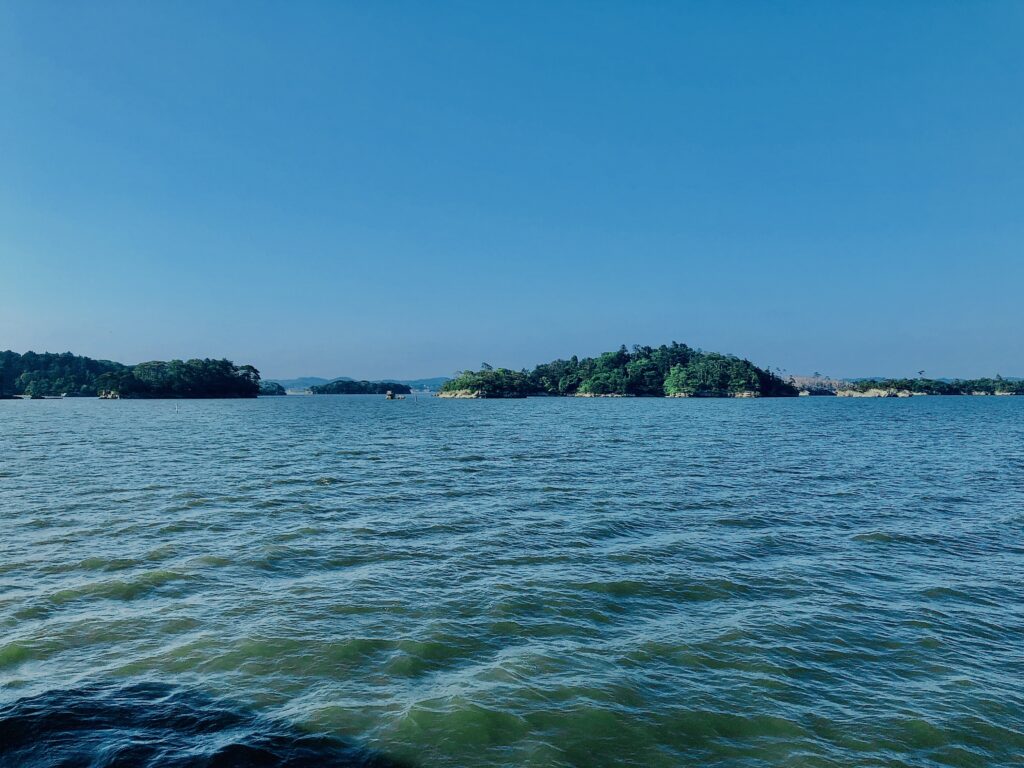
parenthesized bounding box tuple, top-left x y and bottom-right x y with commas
(268, 375, 448, 391)
(311, 380, 412, 395)
(267, 376, 343, 390)
(258, 381, 287, 396)
(395, 377, 450, 391)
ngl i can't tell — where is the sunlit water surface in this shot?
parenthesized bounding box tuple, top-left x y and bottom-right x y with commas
(1, 396, 1022, 767)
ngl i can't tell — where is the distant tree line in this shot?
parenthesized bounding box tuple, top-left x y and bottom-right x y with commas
(0, 351, 124, 397)
(0, 351, 260, 398)
(310, 380, 412, 395)
(846, 376, 1024, 395)
(440, 343, 798, 398)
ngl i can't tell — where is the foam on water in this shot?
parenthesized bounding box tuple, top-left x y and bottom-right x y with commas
(1, 396, 1023, 767)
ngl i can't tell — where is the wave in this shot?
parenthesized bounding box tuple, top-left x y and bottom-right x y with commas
(0, 683, 408, 768)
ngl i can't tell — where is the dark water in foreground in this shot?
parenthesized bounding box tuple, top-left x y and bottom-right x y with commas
(1, 396, 1022, 767)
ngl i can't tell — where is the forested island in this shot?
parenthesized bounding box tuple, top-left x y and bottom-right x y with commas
(0, 351, 260, 398)
(310, 380, 412, 395)
(439, 343, 797, 398)
(4, 347, 1018, 402)
(837, 377, 1023, 397)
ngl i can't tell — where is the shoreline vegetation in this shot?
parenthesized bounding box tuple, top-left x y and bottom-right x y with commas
(438, 343, 798, 399)
(835, 377, 1023, 397)
(1, 348, 1019, 400)
(0, 351, 260, 399)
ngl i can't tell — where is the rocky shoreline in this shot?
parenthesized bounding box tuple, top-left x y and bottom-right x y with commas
(436, 389, 526, 399)
(836, 389, 1017, 398)
(438, 390, 768, 399)
(435, 388, 1019, 400)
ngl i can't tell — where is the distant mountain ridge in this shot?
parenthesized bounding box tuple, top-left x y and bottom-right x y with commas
(393, 377, 450, 391)
(267, 377, 337, 390)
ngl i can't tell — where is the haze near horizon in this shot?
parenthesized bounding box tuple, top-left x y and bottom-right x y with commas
(2, 2, 1021, 380)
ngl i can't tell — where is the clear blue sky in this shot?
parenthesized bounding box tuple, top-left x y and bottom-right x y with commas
(2, 2, 1021, 380)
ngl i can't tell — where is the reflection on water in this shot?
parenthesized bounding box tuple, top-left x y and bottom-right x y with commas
(1, 396, 1023, 766)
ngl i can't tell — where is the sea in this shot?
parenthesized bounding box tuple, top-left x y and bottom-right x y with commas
(1, 395, 1022, 767)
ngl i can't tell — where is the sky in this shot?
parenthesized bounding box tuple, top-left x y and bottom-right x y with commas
(1, 2, 1022, 380)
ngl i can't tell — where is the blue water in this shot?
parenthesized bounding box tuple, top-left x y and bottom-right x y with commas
(1, 396, 1022, 767)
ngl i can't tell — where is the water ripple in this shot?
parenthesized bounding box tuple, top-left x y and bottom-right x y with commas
(1, 396, 1023, 767)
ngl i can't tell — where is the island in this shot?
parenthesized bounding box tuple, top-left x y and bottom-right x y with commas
(4, 347, 1018, 402)
(0, 351, 261, 398)
(258, 381, 287, 396)
(310, 380, 412, 395)
(836, 377, 1023, 397)
(438, 343, 798, 398)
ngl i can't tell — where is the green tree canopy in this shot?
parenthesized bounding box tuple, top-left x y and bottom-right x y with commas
(0, 351, 261, 398)
(440, 342, 798, 398)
